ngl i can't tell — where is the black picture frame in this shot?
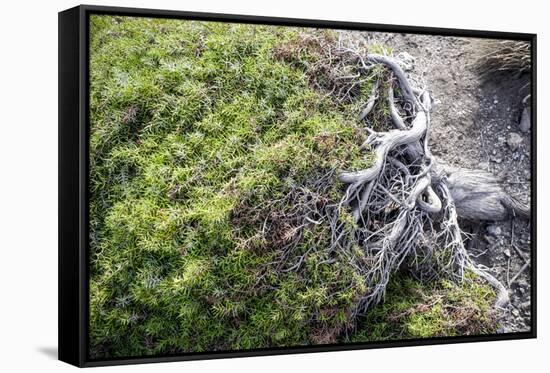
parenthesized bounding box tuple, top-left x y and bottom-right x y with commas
(59, 4, 537, 367)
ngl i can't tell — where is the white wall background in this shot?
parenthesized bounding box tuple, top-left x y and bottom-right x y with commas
(0, 0, 546, 371)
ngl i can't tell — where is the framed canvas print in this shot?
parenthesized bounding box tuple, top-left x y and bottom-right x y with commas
(58, 5, 536, 367)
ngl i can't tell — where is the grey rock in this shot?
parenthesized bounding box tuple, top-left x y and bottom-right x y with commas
(519, 107, 531, 133)
(486, 225, 502, 237)
(477, 161, 489, 170)
(504, 248, 511, 257)
(397, 52, 415, 71)
(485, 235, 496, 245)
(507, 132, 523, 152)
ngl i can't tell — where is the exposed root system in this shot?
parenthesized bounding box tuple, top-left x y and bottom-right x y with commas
(283, 36, 531, 314)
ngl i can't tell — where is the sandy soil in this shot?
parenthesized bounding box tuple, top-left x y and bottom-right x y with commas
(359, 32, 533, 332)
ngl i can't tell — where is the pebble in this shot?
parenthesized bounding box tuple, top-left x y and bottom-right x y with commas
(397, 52, 415, 71)
(478, 161, 489, 169)
(512, 309, 520, 317)
(507, 132, 523, 152)
(485, 235, 496, 245)
(519, 107, 531, 133)
(487, 225, 502, 236)
(504, 248, 511, 257)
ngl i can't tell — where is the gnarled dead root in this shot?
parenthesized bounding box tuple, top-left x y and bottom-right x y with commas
(317, 39, 530, 315)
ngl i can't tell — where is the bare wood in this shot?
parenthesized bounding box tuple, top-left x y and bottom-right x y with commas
(325, 48, 530, 314)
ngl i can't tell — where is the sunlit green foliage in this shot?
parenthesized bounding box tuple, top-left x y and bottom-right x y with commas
(348, 272, 497, 342)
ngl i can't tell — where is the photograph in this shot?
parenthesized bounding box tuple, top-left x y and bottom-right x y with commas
(3, 0, 549, 372)
(86, 13, 533, 360)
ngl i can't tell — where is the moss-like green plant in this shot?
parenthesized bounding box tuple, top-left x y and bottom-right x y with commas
(348, 273, 497, 342)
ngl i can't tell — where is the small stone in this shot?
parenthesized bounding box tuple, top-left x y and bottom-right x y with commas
(486, 225, 502, 236)
(519, 107, 531, 133)
(507, 132, 523, 152)
(478, 162, 489, 170)
(397, 52, 415, 71)
(512, 309, 520, 317)
(504, 248, 511, 257)
(520, 301, 531, 311)
(493, 99, 499, 104)
(490, 156, 502, 164)
(485, 235, 496, 244)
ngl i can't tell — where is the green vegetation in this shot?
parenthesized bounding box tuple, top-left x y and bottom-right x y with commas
(89, 15, 497, 359)
(349, 273, 497, 342)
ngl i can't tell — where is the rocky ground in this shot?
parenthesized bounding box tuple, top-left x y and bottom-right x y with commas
(359, 32, 533, 332)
